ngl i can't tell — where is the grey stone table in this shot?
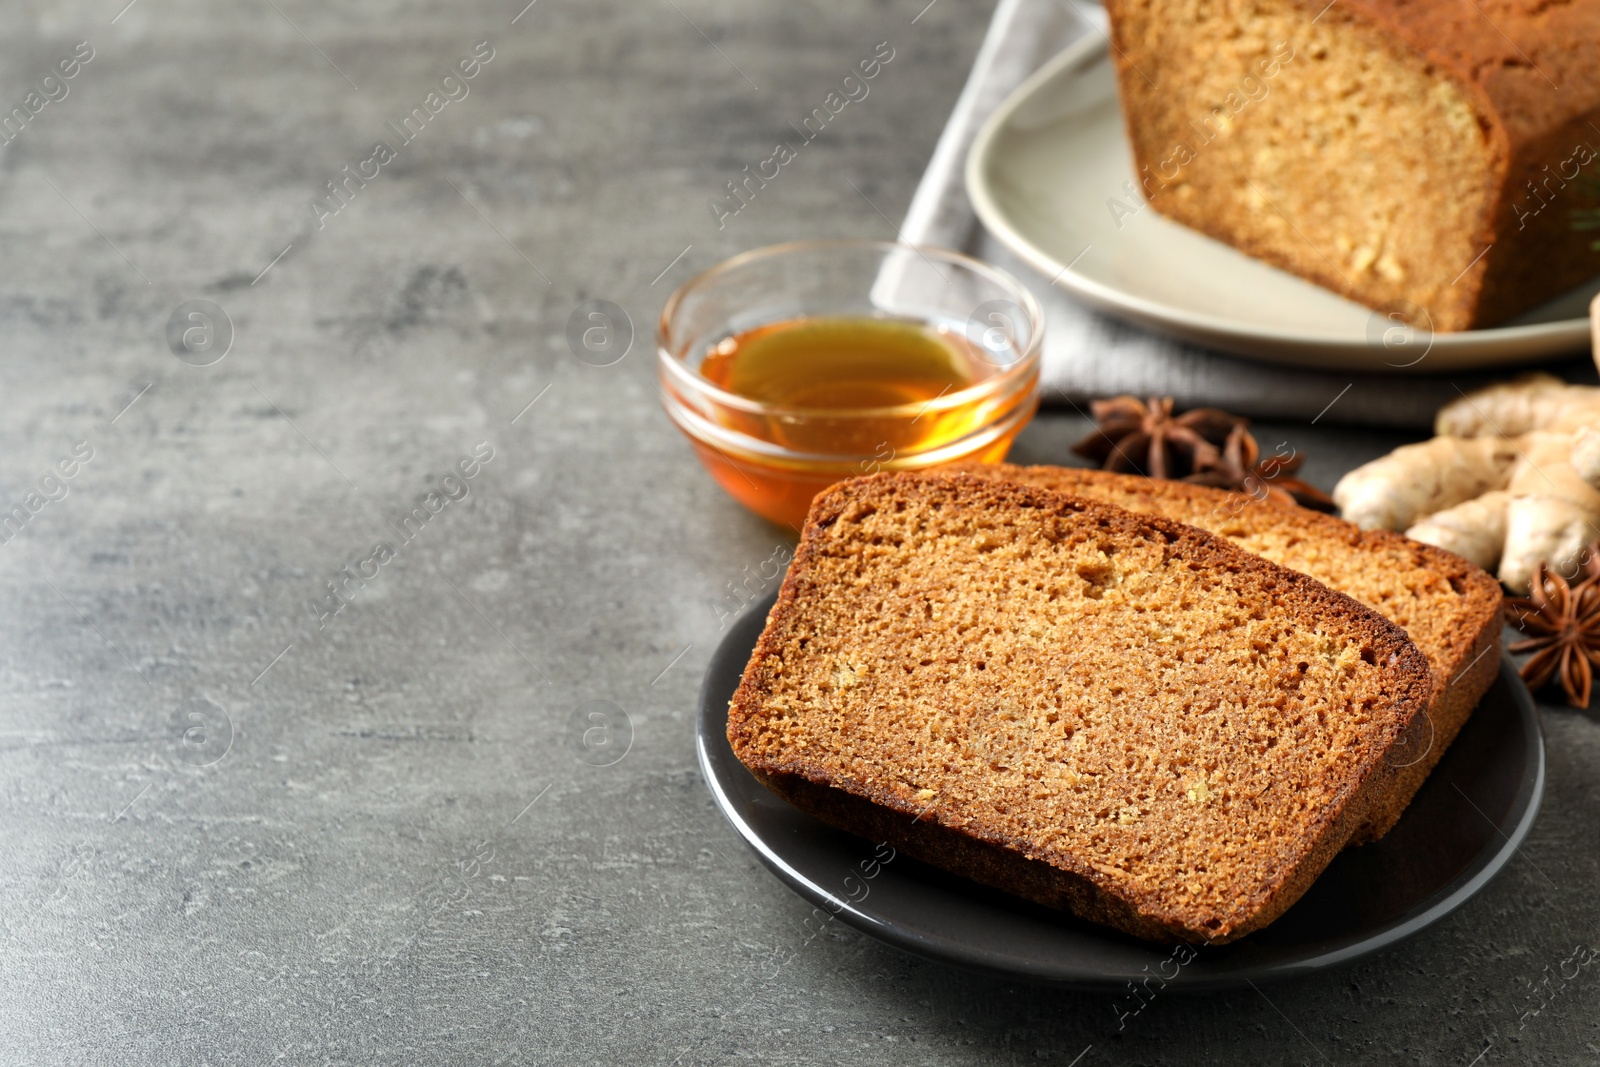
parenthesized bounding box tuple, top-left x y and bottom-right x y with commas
(2, 1, 1596, 1063)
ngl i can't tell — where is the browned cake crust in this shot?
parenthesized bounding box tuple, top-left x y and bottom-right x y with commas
(963, 464, 1504, 843)
(728, 473, 1436, 943)
(1104, 0, 1600, 330)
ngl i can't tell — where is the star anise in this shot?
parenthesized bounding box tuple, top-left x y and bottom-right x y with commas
(1183, 424, 1337, 512)
(1071, 396, 1243, 480)
(1505, 557, 1600, 708)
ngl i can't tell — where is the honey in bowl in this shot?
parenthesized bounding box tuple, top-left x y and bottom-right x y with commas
(698, 316, 992, 455)
(682, 314, 1038, 529)
(658, 241, 1043, 532)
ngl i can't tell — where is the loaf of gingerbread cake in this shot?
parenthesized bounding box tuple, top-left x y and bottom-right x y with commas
(1104, 0, 1600, 331)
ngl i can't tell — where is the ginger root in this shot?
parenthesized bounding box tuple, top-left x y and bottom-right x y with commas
(1406, 490, 1509, 571)
(1500, 433, 1600, 592)
(1570, 424, 1600, 487)
(1332, 436, 1519, 531)
(1435, 372, 1600, 436)
(1337, 376, 1600, 593)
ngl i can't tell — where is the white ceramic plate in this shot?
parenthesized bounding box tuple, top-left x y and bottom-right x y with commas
(965, 36, 1600, 372)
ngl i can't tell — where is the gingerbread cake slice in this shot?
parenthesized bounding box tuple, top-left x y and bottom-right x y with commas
(1103, 0, 1600, 330)
(962, 463, 1503, 842)
(727, 473, 1435, 943)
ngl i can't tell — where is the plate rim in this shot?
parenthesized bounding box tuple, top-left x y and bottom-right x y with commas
(698, 589, 1546, 991)
(963, 36, 1593, 369)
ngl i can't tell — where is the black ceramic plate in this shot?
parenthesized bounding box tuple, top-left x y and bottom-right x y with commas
(698, 591, 1545, 991)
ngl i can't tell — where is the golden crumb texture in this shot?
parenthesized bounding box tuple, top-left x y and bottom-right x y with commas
(727, 472, 1437, 943)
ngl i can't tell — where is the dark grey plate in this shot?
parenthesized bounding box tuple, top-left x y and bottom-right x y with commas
(698, 591, 1545, 991)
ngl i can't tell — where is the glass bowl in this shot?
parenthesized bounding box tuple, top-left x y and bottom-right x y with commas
(658, 240, 1044, 530)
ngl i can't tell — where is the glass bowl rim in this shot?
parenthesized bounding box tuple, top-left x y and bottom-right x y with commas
(656, 239, 1045, 421)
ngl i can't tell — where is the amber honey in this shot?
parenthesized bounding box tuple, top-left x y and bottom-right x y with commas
(682, 315, 1036, 529)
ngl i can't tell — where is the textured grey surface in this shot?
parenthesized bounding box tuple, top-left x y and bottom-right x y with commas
(1, 1, 1598, 1063)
